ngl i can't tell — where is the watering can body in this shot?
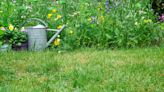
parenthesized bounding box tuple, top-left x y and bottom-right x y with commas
(26, 25, 48, 51)
(23, 18, 65, 51)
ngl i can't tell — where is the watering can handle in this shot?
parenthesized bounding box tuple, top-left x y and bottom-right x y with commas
(21, 18, 48, 28)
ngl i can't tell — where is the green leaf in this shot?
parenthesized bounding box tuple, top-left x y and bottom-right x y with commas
(135, 3, 141, 8)
(0, 30, 4, 35)
(105, 34, 112, 39)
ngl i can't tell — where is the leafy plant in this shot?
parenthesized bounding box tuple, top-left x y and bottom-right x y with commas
(0, 30, 27, 46)
(10, 31, 27, 46)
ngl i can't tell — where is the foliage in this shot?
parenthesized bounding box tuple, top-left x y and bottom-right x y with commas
(0, 0, 163, 50)
(152, 0, 164, 15)
(56, 0, 164, 49)
(0, 30, 27, 46)
(10, 31, 27, 46)
(0, 0, 51, 28)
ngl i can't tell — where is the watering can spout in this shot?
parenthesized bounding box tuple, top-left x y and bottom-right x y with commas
(46, 25, 66, 47)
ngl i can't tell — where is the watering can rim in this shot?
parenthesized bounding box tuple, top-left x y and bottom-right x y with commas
(25, 26, 48, 29)
(24, 24, 48, 29)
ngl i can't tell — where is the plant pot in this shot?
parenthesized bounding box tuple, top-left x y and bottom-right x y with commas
(0, 44, 12, 52)
(12, 42, 28, 51)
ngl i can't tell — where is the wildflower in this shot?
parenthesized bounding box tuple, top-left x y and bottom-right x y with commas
(159, 14, 164, 22)
(21, 27, 25, 32)
(69, 30, 74, 34)
(9, 24, 14, 31)
(141, 16, 145, 19)
(53, 38, 60, 46)
(57, 15, 62, 19)
(58, 50, 61, 54)
(98, 2, 103, 11)
(57, 35, 60, 38)
(57, 25, 63, 29)
(139, 10, 146, 15)
(55, 15, 62, 21)
(73, 12, 80, 16)
(105, 0, 110, 13)
(52, 9, 57, 13)
(99, 16, 105, 22)
(143, 19, 152, 23)
(0, 26, 3, 29)
(47, 14, 52, 19)
(135, 22, 138, 26)
(0, 26, 5, 31)
(69, 11, 80, 17)
(88, 17, 92, 22)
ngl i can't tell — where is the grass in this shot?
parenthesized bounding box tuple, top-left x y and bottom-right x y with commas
(0, 47, 164, 92)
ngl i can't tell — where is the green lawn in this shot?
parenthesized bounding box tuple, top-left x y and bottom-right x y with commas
(0, 48, 164, 92)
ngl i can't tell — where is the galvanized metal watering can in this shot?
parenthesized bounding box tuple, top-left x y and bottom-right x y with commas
(23, 18, 65, 51)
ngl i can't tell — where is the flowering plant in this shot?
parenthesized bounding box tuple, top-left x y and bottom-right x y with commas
(0, 0, 163, 50)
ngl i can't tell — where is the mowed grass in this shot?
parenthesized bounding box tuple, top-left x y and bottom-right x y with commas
(0, 48, 164, 92)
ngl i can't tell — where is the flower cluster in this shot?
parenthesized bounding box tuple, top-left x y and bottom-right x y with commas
(159, 14, 164, 22)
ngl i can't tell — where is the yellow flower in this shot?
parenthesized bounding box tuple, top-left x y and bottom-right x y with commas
(69, 30, 74, 34)
(57, 25, 63, 29)
(52, 9, 57, 13)
(53, 38, 60, 46)
(56, 15, 62, 19)
(88, 17, 92, 22)
(0, 26, 3, 29)
(9, 24, 14, 31)
(135, 22, 138, 26)
(143, 19, 152, 23)
(98, 2, 103, 11)
(47, 13, 52, 19)
(57, 35, 60, 38)
(99, 16, 104, 22)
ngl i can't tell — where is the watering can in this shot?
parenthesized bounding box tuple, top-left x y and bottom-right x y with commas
(23, 18, 65, 51)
